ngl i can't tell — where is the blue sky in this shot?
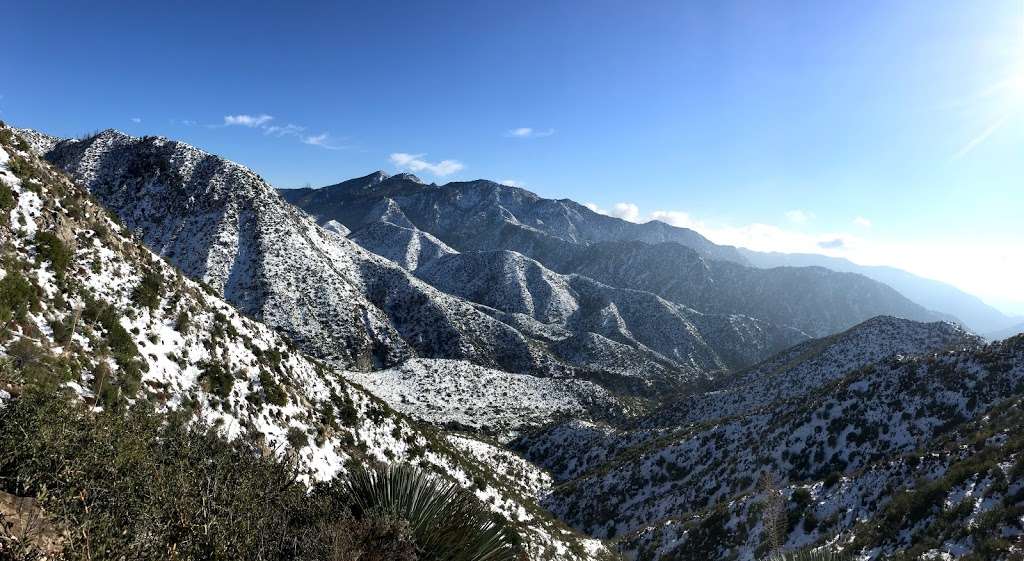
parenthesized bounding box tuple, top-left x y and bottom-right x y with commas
(4, 0, 1023, 313)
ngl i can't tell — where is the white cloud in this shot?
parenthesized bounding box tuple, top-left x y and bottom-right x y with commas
(223, 114, 274, 127)
(611, 202, 641, 222)
(499, 179, 525, 188)
(853, 216, 873, 228)
(584, 202, 642, 222)
(389, 153, 464, 176)
(506, 127, 555, 138)
(131, 117, 142, 123)
(785, 209, 813, 224)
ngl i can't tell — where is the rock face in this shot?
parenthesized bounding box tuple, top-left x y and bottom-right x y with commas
(280, 174, 946, 338)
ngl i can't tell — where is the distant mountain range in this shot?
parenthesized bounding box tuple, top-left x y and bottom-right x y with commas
(740, 249, 1018, 335)
(281, 171, 946, 337)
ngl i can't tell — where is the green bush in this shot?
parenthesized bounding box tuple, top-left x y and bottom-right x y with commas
(34, 232, 73, 282)
(198, 362, 234, 399)
(259, 369, 288, 406)
(0, 270, 36, 324)
(131, 269, 163, 310)
(0, 385, 515, 561)
(0, 180, 14, 211)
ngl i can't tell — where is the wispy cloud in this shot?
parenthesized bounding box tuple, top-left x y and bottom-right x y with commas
(389, 153, 464, 176)
(131, 117, 142, 124)
(499, 179, 526, 188)
(224, 114, 274, 127)
(506, 127, 555, 138)
(302, 133, 347, 150)
(216, 114, 347, 150)
(785, 209, 813, 224)
(853, 216, 872, 228)
(264, 124, 305, 137)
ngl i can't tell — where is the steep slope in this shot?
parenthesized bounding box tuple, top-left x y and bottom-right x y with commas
(34, 129, 564, 376)
(348, 219, 457, 270)
(644, 316, 981, 427)
(565, 241, 944, 337)
(525, 330, 1024, 560)
(282, 174, 946, 338)
(0, 123, 613, 560)
(415, 250, 807, 391)
(741, 249, 1012, 334)
(280, 174, 749, 264)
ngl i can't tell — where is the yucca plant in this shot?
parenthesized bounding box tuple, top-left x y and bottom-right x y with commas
(344, 463, 522, 561)
(767, 548, 851, 561)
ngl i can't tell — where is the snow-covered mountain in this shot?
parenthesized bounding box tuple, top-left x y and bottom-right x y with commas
(0, 124, 613, 560)
(281, 173, 749, 265)
(280, 173, 947, 338)
(28, 129, 808, 401)
(32, 129, 568, 376)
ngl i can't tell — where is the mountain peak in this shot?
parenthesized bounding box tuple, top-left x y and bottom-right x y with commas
(391, 172, 424, 184)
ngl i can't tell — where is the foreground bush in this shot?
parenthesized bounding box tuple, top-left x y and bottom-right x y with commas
(0, 386, 520, 561)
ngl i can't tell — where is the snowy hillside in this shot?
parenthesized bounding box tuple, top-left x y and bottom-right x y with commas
(415, 249, 807, 393)
(347, 358, 629, 443)
(645, 316, 981, 427)
(0, 124, 615, 561)
(514, 319, 1022, 560)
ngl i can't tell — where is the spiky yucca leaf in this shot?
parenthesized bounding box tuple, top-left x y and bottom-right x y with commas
(344, 463, 521, 561)
(768, 548, 851, 561)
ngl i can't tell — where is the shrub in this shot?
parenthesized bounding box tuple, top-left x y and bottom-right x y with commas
(131, 269, 162, 310)
(0, 271, 36, 324)
(0, 180, 14, 211)
(0, 386, 514, 561)
(259, 370, 288, 406)
(34, 232, 73, 282)
(287, 426, 309, 449)
(198, 362, 234, 399)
